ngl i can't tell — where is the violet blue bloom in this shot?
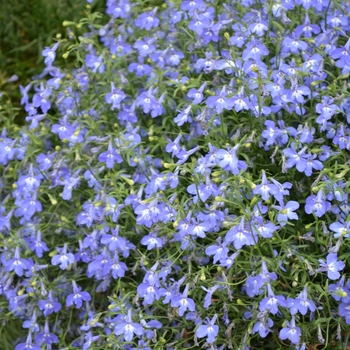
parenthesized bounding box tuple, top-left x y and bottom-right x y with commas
(105, 82, 126, 110)
(273, 201, 299, 226)
(171, 284, 195, 316)
(328, 276, 350, 303)
(259, 283, 286, 314)
(66, 281, 92, 308)
(201, 285, 219, 309)
(224, 217, 256, 249)
(216, 144, 247, 174)
(5, 246, 30, 276)
(15, 332, 40, 350)
(38, 291, 62, 317)
(287, 286, 316, 315)
(206, 86, 234, 114)
(42, 42, 59, 66)
(317, 253, 345, 280)
(329, 221, 350, 239)
(98, 141, 123, 168)
(83, 331, 100, 350)
(279, 316, 301, 344)
(305, 191, 331, 217)
(35, 319, 59, 345)
(252, 317, 274, 338)
(114, 309, 144, 342)
(26, 230, 49, 258)
(196, 314, 219, 344)
(51, 243, 75, 270)
(253, 171, 278, 200)
(187, 82, 206, 104)
(283, 146, 308, 172)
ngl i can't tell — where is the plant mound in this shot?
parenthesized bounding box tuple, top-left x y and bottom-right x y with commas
(2, 0, 350, 349)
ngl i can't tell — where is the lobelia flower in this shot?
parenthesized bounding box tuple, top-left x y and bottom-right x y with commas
(206, 86, 234, 114)
(110, 253, 128, 278)
(98, 141, 123, 169)
(15, 332, 40, 350)
(174, 105, 192, 126)
(283, 145, 308, 172)
(83, 331, 100, 350)
(181, 0, 206, 12)
(317, 253, 345, 280)
(279, 316, 301, 345)
(35, 319, 59, 345)
(114, 309, 144, 342)
(135, 8, 159, 30)
(305, 190, 331, 217)
(171, 284, 195, 316)
(38, 291, 62, 317)
(196, 314, 219, 344)
(273, 201, 299, 227)
(259, 283, 286, 315)
(105, 82, 126, 110)
(224, 216, 256, 249)
(4, 246, 31, 277)
(22, 311, 39, 332)
(42, 42, 59, 66)
(134, 37, 156, 57)
(26, 230, 49, 258)
(329, 221, 350, 239)
(51, 243, 75, 270)
(252, 171, 278, 200)
(231, 87, 250, 112)
(201, 285, 219, 309)
(66, 281, 92, 309)
(205, 237, 229, 264)
(328, 276, 350, 303)
(187, 82, 206, 104)
(216, 144, 247, 174)
(252, 317, 274, 338)
(287, 286, 316, 315)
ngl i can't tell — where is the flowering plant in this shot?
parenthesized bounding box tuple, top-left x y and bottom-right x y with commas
(2, 0, 350, 349)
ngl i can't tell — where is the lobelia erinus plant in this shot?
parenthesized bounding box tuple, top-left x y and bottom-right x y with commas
(2, 0, 350, 349)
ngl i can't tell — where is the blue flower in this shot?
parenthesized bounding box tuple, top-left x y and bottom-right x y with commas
(253, 171, 278, 201)
(38, 291, 62, 317)
(66, 281, 91, 309)
(35, 319, 58, 345)
(216, 144, 247, 175)
(305, 190, 331, 217)
(105, 82, 126, 110)
(328, 277, 350, 303)
(206, 86, 234, 114)
(42, 42, 59, 67)
(196, 314, 219, 344)
(83, 331, 100, 350)
(201, 285, 219, 309)
(135, 8, 159, 30)
(171, 284, 195, 316)
(224, 217, 256, 249)
(287, 286, 316, 315)
(51, 243, 75, 270)
(252, 317, 274, 338)
(15, 332, 40, 350)
(114, 309, 144, 342)
(98, 141, 123, 169)
(4, 246, 31, 276)
(317, 253, 345, 280)
(279, 316, 301, 344)
(273, 201, 299, 227)
(259, 283, 286, 315)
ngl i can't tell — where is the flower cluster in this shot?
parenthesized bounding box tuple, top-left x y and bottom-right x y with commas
(1, 0, 350, 349)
